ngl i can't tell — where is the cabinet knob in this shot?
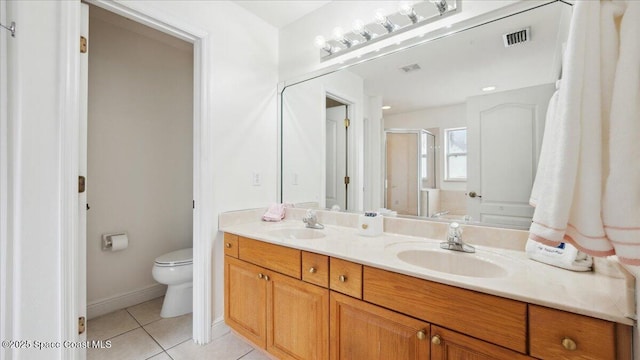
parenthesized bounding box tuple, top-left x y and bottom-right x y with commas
(416, 330, 427, 340)
(309, 267, 317, 273)
(264, 274, 270, 281)
(225, 243, 231, 248)
(562, 337, 577, 351)
(431, 335, 441, 345)
(258, 273, 264, 279)
(339, 275, 347, 282)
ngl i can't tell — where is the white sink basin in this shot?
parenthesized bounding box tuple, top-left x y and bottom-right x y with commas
(396, 249, 508, 278)
(268, 228, 326, 240)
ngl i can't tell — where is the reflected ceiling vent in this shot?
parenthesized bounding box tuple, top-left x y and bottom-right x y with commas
(399, 63, 421, 73)
(503, 27, 531, 47)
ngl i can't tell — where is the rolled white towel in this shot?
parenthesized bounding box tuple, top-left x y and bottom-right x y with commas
(525, 239, 593, 272)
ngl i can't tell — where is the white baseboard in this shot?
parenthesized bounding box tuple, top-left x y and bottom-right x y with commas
(87, 283, 167, 319)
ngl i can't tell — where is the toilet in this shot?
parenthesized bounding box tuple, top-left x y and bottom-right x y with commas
(152, 248, 193, 318)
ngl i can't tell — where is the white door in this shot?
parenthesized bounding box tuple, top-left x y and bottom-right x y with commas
(466, 84, 555, 227)
(78, 2, 89, 354)
(326, 105, 347, 210)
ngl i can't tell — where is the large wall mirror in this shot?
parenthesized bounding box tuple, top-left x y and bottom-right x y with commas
(281, 1, 572, 230)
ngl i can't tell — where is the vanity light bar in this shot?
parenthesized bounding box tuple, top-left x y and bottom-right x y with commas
(314, 0, 456, 61)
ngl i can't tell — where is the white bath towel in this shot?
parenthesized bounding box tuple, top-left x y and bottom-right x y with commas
(602, 0, 640, 265)
(529, 0, 640, 265)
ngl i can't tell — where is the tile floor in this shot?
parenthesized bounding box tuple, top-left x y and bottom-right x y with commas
(87, 297, 271, 360)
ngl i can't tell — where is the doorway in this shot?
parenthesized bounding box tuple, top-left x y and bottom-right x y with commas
(325, 96, 350, 211)
(85, 3, 194, 319)
(73, 0, 213, 348)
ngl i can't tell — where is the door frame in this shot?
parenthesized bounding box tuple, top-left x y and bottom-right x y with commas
(64, 0, 213, 353)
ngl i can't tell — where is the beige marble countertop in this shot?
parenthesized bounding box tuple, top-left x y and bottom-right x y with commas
(219, 210, 636, 326)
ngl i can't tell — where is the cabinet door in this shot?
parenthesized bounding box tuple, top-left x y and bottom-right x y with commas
(330, 291, 430, 360)
(267, 271, 329, 360)
(225, 256, 267, 348)
(430, 326, 533, 360)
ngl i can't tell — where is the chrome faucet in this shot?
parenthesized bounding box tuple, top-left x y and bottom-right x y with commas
(440, 222, 475, 253)
(303, 209, 325, 229)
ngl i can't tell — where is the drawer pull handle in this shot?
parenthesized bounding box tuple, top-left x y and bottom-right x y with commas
(309, 267, 317, 273)
(225, 243, 231, 248)
(264, 275, 270, 281)
(431, 335, 441, 345)
(339, 275, 347, 282)
(258, 273, 264, 279)
(562, 337, 577, 351)
(416, 330, 427, 340)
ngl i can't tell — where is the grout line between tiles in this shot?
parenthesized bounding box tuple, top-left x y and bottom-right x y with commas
(140, 322, 169, 352)
(236, 349, 255, 360)
(165, 337, 192, 351)
(103, 325, 142, 341)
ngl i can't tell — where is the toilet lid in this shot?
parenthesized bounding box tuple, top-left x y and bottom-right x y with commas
(155, 248, 193, 266)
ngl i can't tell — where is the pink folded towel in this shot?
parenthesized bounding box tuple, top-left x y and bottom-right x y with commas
(262, 203, 287, 222)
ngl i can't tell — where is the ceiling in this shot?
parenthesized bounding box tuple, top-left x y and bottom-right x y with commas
(234, 0, 331, 28)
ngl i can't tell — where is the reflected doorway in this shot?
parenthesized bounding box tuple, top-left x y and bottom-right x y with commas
(325, 97, 350, 210)
(385, 129, 435, 216)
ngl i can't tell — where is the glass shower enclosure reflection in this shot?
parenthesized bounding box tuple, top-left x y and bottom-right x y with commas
(385, 129, 436, 216)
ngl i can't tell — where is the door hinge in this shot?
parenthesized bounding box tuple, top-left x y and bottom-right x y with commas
(78, 316, 86, 335)
(78, 176, 86, 193)
(80, 36, 87, 53)
(344, 118, 350, 128)
(344, 176, 350, 185)
(192, 200, 195, 209)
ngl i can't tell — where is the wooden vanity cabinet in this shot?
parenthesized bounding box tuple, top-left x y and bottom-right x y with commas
(224, 234, 632, 360)
(224, 241, 329, 360)
(330, 291, 430, 360)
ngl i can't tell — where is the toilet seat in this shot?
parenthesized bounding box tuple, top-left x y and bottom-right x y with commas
(154, 248, 192, 267)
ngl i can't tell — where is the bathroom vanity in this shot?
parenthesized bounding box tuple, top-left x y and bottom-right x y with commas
(220, 209, 634, 360)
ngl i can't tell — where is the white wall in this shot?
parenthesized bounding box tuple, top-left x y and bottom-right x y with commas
(282, 70, 363, 209)
(86, 7, 193, 306)
(115, 0, 280, 331)
(385, 103, 467, 191)
(2, 0, 278, 357)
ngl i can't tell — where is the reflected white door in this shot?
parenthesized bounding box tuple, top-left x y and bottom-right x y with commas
(326, 106, 347, 210)
(466, 84, 555, 227)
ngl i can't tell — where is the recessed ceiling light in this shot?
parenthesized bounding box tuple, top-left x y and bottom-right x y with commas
(381, 106, 392, 110)
(482, 86, 497, 92)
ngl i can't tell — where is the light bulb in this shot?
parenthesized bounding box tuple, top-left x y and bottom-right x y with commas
(399, 1, 419, 23)
(374, 8, 396, 33)
(374, 8, 387, 23)
(314, 35, 327, 49)
(352, 19, 372, 41)
(398, 2, 413, 16)
(332, 27, 345, 41)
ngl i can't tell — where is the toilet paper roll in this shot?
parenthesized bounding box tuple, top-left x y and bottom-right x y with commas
(110, 234, 128, 251)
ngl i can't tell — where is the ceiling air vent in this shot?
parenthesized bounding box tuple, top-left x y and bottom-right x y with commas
(399, 63, 421, 73)
(503, 27, 531, 47)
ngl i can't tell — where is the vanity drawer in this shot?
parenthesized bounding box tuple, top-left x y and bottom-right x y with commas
(302, 251, 329, 288)
(223, 233, 239, 258)
(529, 305, 630, 360)
(363, 266, 527, 353)
(330, 258, 362, 298)
(238, 237, 301, 279)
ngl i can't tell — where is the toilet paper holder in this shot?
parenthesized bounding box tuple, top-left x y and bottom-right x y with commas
(102, 233, 126, 251)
